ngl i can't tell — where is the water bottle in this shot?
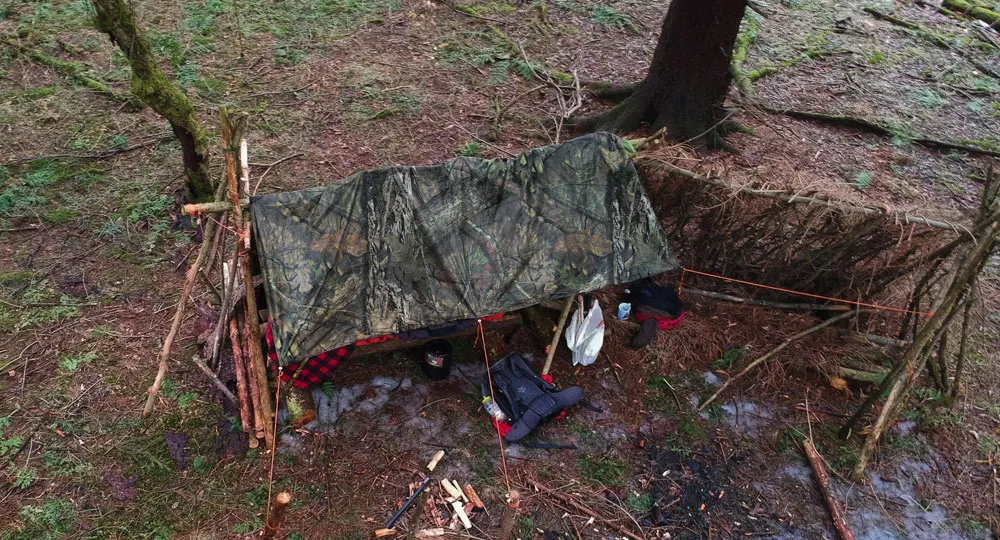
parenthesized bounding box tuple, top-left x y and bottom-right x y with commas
(483, 397, 507, 422)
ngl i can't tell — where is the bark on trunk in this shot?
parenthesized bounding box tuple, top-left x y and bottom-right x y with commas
(573, 0, 747, 146)
(91, 0, 214, 201)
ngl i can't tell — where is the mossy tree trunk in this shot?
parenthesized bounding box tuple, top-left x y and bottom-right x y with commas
(91, 0, 214, 202)
(572, 0, 747, 148)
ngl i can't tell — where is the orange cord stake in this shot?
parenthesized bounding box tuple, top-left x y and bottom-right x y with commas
(264, 369, 282, 538)
(680, 267, 933, 317)
(476, 320, 513, 496)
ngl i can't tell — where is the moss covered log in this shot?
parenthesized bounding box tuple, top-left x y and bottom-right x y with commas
(2, 39, 138, 106)
(943, 0, 1000, 26)
(91, 0, 214, 202)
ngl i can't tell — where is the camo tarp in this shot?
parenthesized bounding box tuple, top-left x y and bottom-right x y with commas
(251, 132, 677, 366)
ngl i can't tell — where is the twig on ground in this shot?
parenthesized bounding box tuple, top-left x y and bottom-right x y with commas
(438, 0, 511, 24)
(252, 153, 304, 194)
(4, 135, 172, 166)
(245, 80, 317, 99)
(526, 480, 644, 540)
(0, 225, 42, 233)
(450, 122, 516, 157)
(190, 354, 238, 404)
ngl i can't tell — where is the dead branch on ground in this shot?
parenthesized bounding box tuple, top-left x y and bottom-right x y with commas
(803, 440, 855, 540)
(1, 38, 137, 106)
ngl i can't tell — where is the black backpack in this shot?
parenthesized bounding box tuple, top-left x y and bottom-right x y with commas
(481, 353, 583, 442)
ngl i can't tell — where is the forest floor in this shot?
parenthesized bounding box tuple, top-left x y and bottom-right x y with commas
(1, 0, 999, 538)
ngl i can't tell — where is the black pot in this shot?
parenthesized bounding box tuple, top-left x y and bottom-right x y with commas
(421, 339, 453, 380)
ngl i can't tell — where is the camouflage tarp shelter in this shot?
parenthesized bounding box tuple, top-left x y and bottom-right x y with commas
(251, 132, 678, 366)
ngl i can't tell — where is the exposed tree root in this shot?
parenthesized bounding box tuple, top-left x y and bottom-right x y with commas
(581, 81, 640, 104)
(565, 86, 653, 135)
(732, 10, 764, 92)
(757, 104, 1000, 158)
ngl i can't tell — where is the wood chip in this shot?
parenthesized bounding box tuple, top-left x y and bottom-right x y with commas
(427, 450, 445, 472)
(463, 484, 485, 509)
(452, 501, 472, 529)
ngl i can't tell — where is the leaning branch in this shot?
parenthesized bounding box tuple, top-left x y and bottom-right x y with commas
(699, 310, 861, 411)
(142, 200, 220, 416)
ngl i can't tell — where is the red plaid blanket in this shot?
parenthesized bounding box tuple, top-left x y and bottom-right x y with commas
(265, 323, 354, 389)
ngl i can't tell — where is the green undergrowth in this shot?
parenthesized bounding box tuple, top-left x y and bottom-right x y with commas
(577, 454, 628, 486)
(433, 28, 543, 84)
(0, 160, 104, 217)
(745, 30, 839, 84)
(339, 67, 425, 122)
(0, 271, 83, 332)
(239, 0, 401, 43)
(591, 6, 637, 33)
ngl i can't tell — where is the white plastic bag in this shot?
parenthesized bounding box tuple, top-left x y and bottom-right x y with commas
(565, 298, 604, 366)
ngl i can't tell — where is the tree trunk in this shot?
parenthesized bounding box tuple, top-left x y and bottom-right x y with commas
(91, 0, 214, 202)
(573, 0, 747, 147)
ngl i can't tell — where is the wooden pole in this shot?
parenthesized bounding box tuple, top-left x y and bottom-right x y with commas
(221, 109, 274, 450)
(542, 296, 576, 375)
(228, 315, 256, 439)
(184, 199, 249, 215)
(803, 440, 855, 540)
(498, 490, 520, 540)
(950, 286, 975, 400)
(262, 492, 292, 540)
